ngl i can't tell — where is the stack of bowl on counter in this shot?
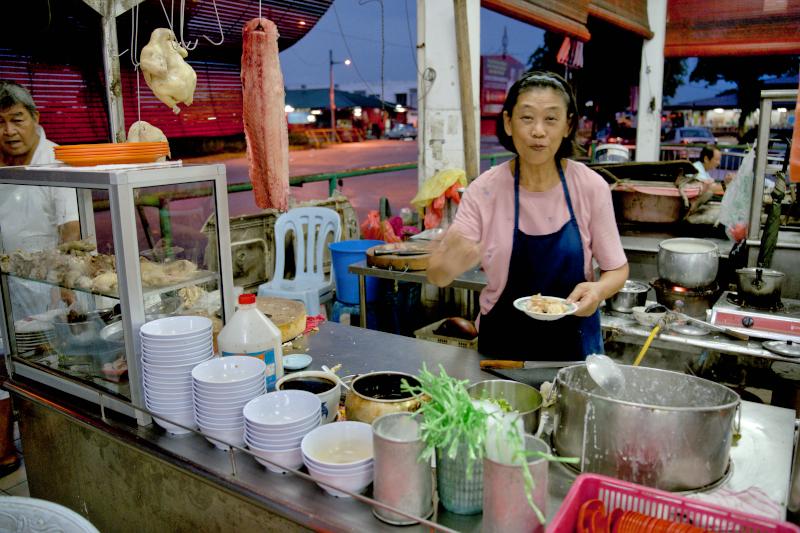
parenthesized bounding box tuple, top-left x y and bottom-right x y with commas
(301, 421, 375, 497)
(191, 356, 267, 450)
(140, 316, 214, 434)
(242, 390, 321, 473)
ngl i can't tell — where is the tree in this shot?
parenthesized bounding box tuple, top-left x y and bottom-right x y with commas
(689, 56, 798, 136)
(527, 22, 685, 136)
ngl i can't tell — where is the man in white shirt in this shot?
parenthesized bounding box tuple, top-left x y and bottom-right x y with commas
(0, 81, 80, 320)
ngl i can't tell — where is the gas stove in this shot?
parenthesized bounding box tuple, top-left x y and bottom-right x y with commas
(710, 291, 800, 342)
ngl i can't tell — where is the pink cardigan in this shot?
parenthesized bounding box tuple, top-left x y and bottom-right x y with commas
(449, 159, 627, 317)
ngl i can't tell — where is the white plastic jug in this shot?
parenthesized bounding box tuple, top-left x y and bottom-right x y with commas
(218, 293, 283, 390)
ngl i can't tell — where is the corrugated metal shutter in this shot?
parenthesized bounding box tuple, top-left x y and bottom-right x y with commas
(0, 49, 110, 144)
(589, 0, 652, 39)
(120, 61, 244, 138)
(482, 0, 591, 41)
(666, 0, 800, 57)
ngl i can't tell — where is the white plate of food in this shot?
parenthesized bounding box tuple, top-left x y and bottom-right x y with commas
(513, 294, 578, 321)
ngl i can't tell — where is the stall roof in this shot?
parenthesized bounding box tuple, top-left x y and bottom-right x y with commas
(286, 89, 396, 110)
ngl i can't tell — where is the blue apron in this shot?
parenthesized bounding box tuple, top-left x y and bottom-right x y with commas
(477, 159, 603, 360)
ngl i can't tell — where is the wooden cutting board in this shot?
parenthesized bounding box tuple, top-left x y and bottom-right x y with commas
(366, 242, 432, 271)
(255, 297, 307, 342)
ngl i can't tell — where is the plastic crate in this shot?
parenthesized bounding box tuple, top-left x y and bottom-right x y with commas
(548, 474, 799, 533)
(414, 319, 478, 350)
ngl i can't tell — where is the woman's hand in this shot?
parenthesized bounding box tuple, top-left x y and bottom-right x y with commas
(566, 264, 629, 317)
(566, 282, 605, 316)
(427, 229, 482, 287)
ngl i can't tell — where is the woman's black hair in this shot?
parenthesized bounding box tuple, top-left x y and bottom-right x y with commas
(495, 70, 579, 160)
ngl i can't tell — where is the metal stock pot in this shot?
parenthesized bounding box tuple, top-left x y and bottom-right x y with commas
(657, 238, 719, 288)
(552, 365, 739, 491)
(344, 371, 422, 424)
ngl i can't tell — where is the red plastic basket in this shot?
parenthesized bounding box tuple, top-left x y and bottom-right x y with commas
(548, 474, 799, 533)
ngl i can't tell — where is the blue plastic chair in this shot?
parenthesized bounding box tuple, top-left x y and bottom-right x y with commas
(257, 207, 342, 315)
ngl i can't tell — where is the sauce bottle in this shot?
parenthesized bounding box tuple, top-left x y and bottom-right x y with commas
(217, 293, 283, 390)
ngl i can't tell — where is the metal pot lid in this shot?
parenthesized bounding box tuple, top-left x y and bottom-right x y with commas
(735, 267, 785, 278)
(762, 340, 800, 358)
(620, 280, 649, 293)
(670, 323, 709, 336)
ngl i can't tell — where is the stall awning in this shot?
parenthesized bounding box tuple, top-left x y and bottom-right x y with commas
(665, 0, 800, 57)
(482, 0, 592, 41)
(588, 0, 652, 39)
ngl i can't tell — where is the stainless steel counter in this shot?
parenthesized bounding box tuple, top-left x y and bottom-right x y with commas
(11, 322, 796, 531)
(602, 313, 800, 364)
(349, 261, 799, 365)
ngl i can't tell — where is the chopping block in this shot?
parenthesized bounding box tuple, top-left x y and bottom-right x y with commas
(255, 296, 307, 343)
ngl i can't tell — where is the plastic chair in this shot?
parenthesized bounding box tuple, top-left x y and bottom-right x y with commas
(257, 207, 341, 315)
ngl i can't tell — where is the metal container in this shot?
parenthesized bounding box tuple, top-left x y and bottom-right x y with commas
(735, 268, 785, 306)
(620, 191, 682, 223)
(437, 441, 483, 515)
(344, 372, 422, 424)
(657, 238, 719, 289)
(553, 365, 739, 492)
(483, 435, 549, 533)
(372, 413, 433, 525)
(466, 380, 542, 434)
(608, 280, 650, 313)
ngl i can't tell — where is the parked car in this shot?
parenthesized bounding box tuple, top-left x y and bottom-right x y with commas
(385, 124, 417, 140)
(663, 126, 716, 145)
(595, 125, 636, 145)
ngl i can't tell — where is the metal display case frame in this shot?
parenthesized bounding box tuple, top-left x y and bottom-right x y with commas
(0, 163, 235, 425)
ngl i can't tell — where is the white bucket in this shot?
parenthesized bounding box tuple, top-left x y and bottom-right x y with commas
(594, 144, 630, 163)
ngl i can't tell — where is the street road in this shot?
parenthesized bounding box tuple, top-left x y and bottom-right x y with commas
(185, 137, 509, 223)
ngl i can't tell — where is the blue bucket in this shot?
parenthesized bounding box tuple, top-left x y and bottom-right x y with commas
(329, 240, 385, 305)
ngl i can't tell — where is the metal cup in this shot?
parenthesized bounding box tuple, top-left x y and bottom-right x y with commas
(371, 412, 434, 525)
(482, 435, 550, 533)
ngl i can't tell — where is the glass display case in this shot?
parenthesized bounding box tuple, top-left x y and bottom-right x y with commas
(0, 163, 235, 423)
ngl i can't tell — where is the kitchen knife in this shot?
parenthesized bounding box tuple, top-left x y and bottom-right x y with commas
(372, 249, 430, 256)
(480, 360, 584, 370)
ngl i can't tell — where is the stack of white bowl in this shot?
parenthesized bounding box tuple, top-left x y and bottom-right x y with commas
(192, 356, 267, 450)
(140, 316, 214, 435)
(242, 390, 322, 474)
(301, 421, 374, 497)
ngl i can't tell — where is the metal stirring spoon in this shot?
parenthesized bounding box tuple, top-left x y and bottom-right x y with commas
(585, 354, 626, 396)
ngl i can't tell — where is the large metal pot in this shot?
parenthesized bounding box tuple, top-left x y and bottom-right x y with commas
(553, 365, 739, 492)
(466, 380, 542, 434)
(608, 280, 650, 313)
(344, 371, 422, 424)
(735, 268, 785, 306)
(657, 238, 719, 289)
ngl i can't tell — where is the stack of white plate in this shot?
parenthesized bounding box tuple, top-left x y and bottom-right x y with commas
(14, 319, 55, 353)
(192, 356, 267, 450)
(140, 316, 214, 435)
(301, 421, 375, 497)
(243, 390, 322, 474)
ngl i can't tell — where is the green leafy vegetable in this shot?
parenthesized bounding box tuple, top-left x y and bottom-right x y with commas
(403, 364, 579, 526)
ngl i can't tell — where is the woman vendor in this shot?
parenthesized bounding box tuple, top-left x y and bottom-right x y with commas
(427, 71, 628, 360)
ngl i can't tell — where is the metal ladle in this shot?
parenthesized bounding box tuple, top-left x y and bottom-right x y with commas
(585, 354, 626, 396)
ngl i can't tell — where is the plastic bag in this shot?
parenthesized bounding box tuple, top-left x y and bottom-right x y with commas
(718, 146, 755, 241)
(410, 168, 467, 211)
(360, 211, 382, 240)
(359, 210, 401, 243)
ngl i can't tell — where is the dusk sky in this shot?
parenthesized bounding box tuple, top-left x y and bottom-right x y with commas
(278, 0, 733, 104)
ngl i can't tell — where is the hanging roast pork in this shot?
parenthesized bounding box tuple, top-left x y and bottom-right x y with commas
(241, 18, 290, 211)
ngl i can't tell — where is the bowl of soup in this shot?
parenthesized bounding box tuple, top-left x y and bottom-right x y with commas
(276, 370, 341, 424)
